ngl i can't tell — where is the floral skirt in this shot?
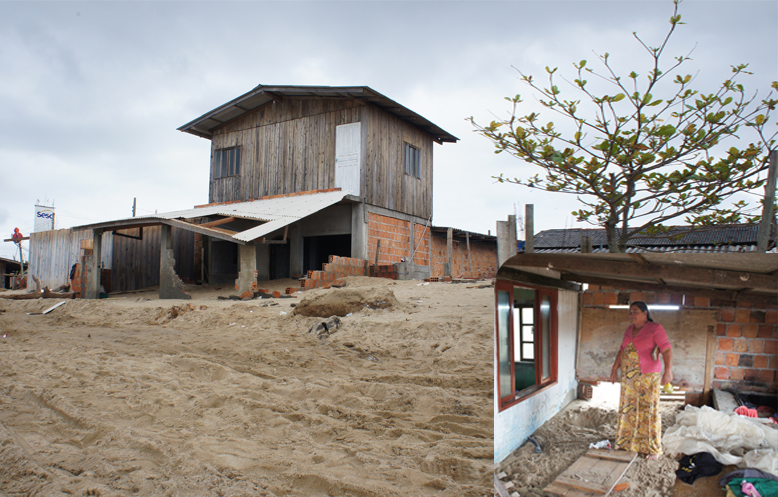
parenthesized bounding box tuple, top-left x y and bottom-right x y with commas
(615, 343, 662, 455)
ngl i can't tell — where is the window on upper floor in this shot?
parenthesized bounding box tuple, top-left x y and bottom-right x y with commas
(495, 281, 558, 411)
(213, 146, 241, 179)
(404, 143, 421, 178)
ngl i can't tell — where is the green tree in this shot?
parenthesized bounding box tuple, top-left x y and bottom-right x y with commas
(471, 0, 778, 252)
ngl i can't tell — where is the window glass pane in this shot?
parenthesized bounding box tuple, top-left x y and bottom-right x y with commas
(497, 290, 512, 399)
(541, 295, 551, 380)
(234, 147, 240, 175)
(524, 324, 534, 342)
(522, 343, 535, 360)
(213, 150, 221, 179)
(513, 308, 521, 361)
(522, 307, 534, 325)
(222, 150, 229, 178)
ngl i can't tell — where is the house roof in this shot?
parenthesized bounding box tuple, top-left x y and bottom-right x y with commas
(72, 189, 355, 244)
(499, 253, 778, 306)
(531, 224, 774, 254)
(178, 85, 459, 144)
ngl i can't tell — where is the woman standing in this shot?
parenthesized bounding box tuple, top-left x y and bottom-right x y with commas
(610, 301, 673, 460)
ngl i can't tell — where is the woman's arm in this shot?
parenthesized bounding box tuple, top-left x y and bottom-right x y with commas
(661, 348, 673, 385)
(610, 349, 623, 383)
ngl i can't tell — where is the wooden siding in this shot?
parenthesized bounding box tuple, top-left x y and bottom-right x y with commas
(111, 226, 195, 292)
(28, 226, 195, 293)
(208, 97, 435, 219)
(28, 229, 113, 289)
(209, 99, 362, 203)
(362, 105, 433, 219)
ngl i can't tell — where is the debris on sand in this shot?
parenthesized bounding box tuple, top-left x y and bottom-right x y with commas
(308, 316, 341, 339)
(293, 287, 399, 317)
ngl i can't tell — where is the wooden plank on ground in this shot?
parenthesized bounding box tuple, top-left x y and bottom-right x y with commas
(544, 449, 637, 497)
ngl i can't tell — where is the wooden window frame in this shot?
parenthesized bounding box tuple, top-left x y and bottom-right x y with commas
(213, 146, 241, 179)
(495, 279, 559, 412)
(403, 143, 421, 179)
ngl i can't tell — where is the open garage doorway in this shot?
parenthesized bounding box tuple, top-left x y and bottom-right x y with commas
(304, 234, 351, 274)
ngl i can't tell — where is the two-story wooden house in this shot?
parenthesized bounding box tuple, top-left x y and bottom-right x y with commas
(175, 85, 458, 286)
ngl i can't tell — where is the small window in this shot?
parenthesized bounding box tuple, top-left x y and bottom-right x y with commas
(495, 281, 558, 411)
(213, 146, 241, 179)
(404, 143, 420, 178)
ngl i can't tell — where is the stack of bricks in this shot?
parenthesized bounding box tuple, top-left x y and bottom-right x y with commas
(369, 264, 399, 280)
(584, 285, 778, 396)
(292, 255, 369, 292)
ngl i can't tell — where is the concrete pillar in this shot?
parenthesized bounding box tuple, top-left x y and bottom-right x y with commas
(86, 230, 102, 299)
(159, 224, 191, 300)
(236, 242, 258, 299)
(497, 215, 518, 268)
(525, 205, 534, 253)
(256, 243, 270, 281)
(351, 202, 368, 261)
(289, 224, 303, 277)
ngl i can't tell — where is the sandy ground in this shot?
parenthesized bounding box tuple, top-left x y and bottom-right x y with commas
(0, 276, 492, 496)
(496, 383, 730, 497)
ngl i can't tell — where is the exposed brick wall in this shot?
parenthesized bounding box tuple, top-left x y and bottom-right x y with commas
(584, 285, 778, 395)
(430, 234, 497, 279)
(367, 213, 430, 267)
(296, 255, 368, 290)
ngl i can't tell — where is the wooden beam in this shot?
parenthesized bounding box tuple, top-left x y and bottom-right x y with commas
(200, 216, 237, 228)
(497, 266, 581, 292)
(3, 237, 30, 242)
(559, 273, 777, 306)
(513, 254, 778, 290)
(703, 325, 716, 406)
(162, 219, 245, 244)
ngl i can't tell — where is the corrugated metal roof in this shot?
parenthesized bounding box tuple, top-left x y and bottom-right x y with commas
(72, 190, 350, 243)
(177, 85, 459, 144)
(531, 224, 772, 252)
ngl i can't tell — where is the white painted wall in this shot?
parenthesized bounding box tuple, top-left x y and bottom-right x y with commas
(494, 288, 579, 463)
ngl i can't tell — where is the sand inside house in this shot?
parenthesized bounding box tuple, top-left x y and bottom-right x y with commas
(0, 276, 492, 496)
(496, 383, 769, 497)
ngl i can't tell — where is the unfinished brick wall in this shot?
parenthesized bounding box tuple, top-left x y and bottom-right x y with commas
(584, 285, 778, 397)
(367, 213, 430, 267)
(430, 234, 497, 279)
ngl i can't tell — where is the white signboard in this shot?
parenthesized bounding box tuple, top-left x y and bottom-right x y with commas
(34, 204, 55, 232)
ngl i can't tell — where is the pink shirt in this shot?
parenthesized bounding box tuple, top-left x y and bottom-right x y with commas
(620, 321, 671, 374)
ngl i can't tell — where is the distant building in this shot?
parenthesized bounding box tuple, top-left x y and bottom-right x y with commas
(527, 224, 774, 254)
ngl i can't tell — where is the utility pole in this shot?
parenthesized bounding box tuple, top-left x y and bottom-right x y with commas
(757, 150, 777, 252)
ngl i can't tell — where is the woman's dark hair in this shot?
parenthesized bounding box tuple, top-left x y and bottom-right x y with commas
(630, 301, 654, 322)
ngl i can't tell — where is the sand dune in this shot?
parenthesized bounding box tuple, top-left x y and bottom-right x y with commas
(0, 276, 492, 496)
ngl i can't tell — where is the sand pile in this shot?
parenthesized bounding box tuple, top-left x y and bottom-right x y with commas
(0, 277, 491, 496)
(293, 285, 400, 317)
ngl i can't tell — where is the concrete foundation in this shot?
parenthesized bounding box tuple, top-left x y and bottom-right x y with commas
(236, 243, 258, 298)
(395, 261, 431, 280)
(159, 224, 191, 300)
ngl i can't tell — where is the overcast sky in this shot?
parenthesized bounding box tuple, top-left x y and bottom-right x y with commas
(1, 0, 776, 260)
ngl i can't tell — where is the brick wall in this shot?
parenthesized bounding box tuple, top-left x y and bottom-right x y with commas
(585, 285, 778, 395)
(367, 213, 430, 266)
(430, 234, 497, 279)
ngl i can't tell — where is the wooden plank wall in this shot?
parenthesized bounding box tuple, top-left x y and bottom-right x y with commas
(210, 99, 362, 203)
(28, 229, 114, 289)
(208, 97, 434, 220)
(111, 226, 195, 292)
(362, 105, 433, 220)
